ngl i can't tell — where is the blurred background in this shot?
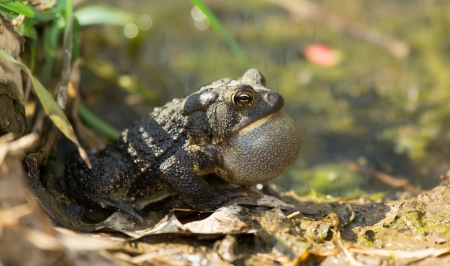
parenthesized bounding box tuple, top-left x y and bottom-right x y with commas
(72, 0, 450, 199)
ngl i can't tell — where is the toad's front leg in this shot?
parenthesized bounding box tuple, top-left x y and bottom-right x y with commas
(159, 146, 245, 210)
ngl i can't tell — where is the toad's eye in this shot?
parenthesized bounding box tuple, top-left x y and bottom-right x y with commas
(232, 91, 254, 108)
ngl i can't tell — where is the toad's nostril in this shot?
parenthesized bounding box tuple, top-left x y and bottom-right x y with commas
(265, 92, 277, 101)
(266, 91, 284, 110)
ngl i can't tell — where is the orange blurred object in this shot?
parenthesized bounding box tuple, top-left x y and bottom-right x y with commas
(304, 44, 341, 67)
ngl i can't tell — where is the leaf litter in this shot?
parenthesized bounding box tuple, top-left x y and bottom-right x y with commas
(4, 135, 450, 265)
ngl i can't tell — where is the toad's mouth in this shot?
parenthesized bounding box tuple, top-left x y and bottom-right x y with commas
(230, 91, 284, 134)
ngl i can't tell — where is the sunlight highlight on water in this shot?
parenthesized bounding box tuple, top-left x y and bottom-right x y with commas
(124, 23, 138, 38)
(137, 15, 152, 31)
(191, 6, 209, 30)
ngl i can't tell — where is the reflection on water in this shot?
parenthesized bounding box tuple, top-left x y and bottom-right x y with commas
(80, 0, 450, 198)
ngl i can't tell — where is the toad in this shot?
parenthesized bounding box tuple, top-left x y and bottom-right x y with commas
(65, 69, 300, 220)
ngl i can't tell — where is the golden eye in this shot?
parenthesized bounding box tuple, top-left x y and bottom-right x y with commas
(232, 90, 254, 108)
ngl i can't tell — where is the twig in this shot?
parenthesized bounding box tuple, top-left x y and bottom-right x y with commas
(343, 203, 356, 226)
(287, 211, 301, 219)
(348, 245, 450, 260)
(333, 229, 367, 266)
(348, 161, 422, 195)
(0, 133, 39, 164)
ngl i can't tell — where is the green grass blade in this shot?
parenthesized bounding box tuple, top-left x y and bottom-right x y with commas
(190, 0, 251, 68)
(59, 16, 73, 111)
(78, 103, 121, 139)
(17, 19, 38, 40)
(0, 48, 91, 167)
(0, 2, 33, 17)
(0, 2, 57, 22)
(40, 18, 63, 87)
(71, 17, 80, 62)
(74, 5, 137, 26)
(0, 6, 18, 19)
(29, 42, 36, 72)
(64, 0, 72, 39)
(46, 0, 66, 15)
